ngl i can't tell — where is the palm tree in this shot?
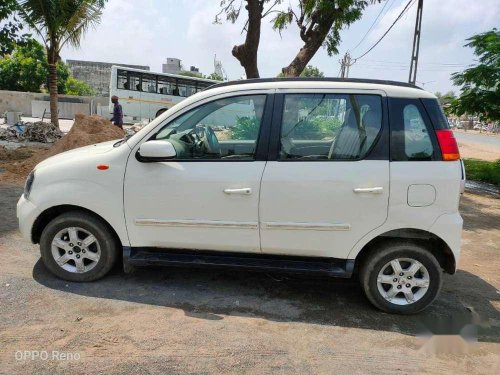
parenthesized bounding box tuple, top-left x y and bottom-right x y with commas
(17, 0, 105, 126)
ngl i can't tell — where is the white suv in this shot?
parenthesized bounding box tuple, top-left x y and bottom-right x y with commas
(17, 79, 464, 314)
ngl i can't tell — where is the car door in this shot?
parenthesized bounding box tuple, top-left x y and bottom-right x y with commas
(124, 91, 273, 253)
(259, 90, 390, 259)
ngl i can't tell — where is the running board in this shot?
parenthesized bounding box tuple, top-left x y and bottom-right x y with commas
(123, 247, 354, 278)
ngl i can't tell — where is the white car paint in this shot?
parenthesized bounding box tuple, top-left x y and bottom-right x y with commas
(17, 80, 462, 273)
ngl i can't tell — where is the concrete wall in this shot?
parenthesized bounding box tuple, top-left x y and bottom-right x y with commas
(0, 90, 108, 119)
(67, 60, 150, 97)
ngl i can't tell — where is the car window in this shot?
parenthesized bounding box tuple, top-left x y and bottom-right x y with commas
(403, 104, 434, 160)
(153, 95, 266, 160)
(279, 94, 382, 160)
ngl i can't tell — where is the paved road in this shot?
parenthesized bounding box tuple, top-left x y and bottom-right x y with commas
(454, 131, 500, 148)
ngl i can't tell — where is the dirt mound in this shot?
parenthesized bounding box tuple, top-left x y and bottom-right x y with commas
(1, 114, 124, 184)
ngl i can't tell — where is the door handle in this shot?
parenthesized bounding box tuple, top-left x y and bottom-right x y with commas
(223, 188, 252, 195)
(353, 187, 383, 194)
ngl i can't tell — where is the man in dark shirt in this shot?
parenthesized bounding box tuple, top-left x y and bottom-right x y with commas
(110, 95, 123, 128)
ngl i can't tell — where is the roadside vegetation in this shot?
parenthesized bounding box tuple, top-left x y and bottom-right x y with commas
(464, 159, 500, 185)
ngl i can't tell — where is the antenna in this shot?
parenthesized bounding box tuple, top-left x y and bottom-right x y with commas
(214, 54, 227, 80)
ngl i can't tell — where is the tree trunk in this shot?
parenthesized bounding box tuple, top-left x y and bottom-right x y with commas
(282, 29, 330, 77)
(232, 0, 262, 78)
(47, 49, 59, 127)
(282, 6, 341, 77)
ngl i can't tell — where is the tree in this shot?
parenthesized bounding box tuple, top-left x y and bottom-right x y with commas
(0, 38, 84, 94)
(216, 0, 282, 78)
(65, 76, 95, 96)
(278, 64, 324, 77)
(178, 71, 204, 78)
(450, 29, 500, 122)
(206, 72, 224, 81)
(17, 0, 106, 126)
(273, 0, 378, 77)
(0, 0, 30, 56)
(435, 91, 456, 115)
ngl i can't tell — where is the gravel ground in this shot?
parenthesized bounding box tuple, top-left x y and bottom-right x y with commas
(0, 184, 498, 374)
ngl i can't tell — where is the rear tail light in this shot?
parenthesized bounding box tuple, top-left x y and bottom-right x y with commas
(436, 129, 460, 161)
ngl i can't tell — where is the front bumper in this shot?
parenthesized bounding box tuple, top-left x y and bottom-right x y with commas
(17, 194, 40, 243)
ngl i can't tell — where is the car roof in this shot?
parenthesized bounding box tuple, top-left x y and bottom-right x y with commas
(206, 78, 436, 99)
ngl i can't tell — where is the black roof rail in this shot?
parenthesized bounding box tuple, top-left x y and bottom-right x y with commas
(210, 77, 422, 90)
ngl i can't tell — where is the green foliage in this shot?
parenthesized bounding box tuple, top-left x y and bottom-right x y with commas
(0, 39, 47, 92)
(278, 65, 324, 78)
(435, 91, 456, 115)
(18, 0, 106, 52)
(0, 38, 93, 95)
(64, 76, 95, 96)
(178, 71, 204, 78)
(231, 116, 260, 140)
(450, 29, 500, 122)
(271, 0, 375, 56)
(464, 159, 500, 185)
(206, 72, 224, 81)
(300, 65, 324, 77)
(0, 0, 31, 56)
(289, 117, 342, 139)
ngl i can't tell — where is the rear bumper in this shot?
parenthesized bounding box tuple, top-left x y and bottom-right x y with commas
(17, 194, 39, 243)
(429, 212, 463, 272)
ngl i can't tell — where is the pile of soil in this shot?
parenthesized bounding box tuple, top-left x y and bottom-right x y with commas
(0, 114, 124, 184)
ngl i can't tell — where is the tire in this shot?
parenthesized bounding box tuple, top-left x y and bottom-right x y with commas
(155, 108, 167, 118)
(40, 211, 119, 282)
(360, 241, 442, 314)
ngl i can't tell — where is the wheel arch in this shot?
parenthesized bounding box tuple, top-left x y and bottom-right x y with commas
(155, 108, 168, 118)
(31, 205, 122, 248)
(352, 228, 456, 274)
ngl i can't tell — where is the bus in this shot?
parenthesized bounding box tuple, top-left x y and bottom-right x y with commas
(108, 65, 218, 121)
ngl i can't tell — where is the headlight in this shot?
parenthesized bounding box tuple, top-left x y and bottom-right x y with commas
(24, 170, 35, 199)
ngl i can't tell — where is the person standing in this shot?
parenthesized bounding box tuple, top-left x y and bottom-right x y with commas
(110, 95, 123, 129)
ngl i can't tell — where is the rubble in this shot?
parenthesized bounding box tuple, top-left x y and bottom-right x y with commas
(0, 121, 63, 143)
(0, 114, 124, 183)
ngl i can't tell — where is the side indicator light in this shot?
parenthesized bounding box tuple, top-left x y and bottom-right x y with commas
(97, 164, 109, 170)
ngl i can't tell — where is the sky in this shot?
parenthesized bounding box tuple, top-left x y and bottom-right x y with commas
(60, 0, 500, 94)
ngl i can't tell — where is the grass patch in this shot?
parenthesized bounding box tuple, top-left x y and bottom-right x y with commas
(463, 159, 500, 185)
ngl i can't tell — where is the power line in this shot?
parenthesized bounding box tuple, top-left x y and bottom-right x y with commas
(351, 0, 391, 52)
(353, 0, 416, 61)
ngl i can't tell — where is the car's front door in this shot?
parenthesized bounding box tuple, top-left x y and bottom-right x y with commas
(259, 91, 390, 259)
(124, 92, 273, 252)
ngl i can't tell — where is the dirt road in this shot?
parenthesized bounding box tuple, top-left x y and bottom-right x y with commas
(0, 184, 498, 374)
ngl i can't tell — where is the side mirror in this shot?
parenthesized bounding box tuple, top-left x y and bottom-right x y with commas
(138, 140, 176, 161)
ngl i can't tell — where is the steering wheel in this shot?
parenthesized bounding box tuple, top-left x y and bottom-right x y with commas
(199, 125, 221, 155)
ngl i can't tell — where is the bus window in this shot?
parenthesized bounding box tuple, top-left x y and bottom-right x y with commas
(129, 73, 141, 91)
(177, 80, 196, 97)
(158, 76, 175, 95)
(142, 74, 157, 93)
(196, 81, 213, 92)
(117, 69, 129, 89)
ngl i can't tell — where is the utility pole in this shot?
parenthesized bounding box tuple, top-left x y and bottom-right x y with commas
(340, 52, 355, 78)
(408, 0, 424, 84)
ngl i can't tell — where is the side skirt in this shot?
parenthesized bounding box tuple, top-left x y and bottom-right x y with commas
(123, 247, 355, 278)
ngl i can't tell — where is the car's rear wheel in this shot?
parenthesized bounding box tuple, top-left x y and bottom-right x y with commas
(40, 211, 119, 282)
(360, 241, 442, 314)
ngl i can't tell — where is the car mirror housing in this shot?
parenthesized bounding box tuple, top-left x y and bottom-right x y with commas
(138, 140, 176, 161)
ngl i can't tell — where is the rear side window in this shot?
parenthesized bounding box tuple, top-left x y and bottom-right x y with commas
(279, 94, 382, 160)
(422, 98, 450, 130)
(390, 98, 439, 161)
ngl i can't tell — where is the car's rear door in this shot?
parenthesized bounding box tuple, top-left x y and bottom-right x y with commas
(259, 90, 390, 259)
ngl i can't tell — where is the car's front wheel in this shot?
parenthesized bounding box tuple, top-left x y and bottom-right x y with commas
(40, 211, 119, 282)
(360, 241, 442, 314)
